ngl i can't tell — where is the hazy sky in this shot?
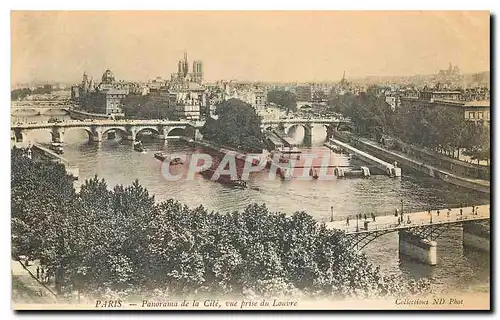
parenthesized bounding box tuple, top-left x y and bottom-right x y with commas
(11, 11, 490, 84)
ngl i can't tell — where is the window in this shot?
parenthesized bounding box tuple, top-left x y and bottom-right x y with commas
(469, 112, 475, 119)
(478, 112, 484, 119)
(487, 112, 490, 120)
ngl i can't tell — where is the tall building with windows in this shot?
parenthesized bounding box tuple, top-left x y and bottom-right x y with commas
(74, 69, 129, 115)
(400, 86, 490, 123)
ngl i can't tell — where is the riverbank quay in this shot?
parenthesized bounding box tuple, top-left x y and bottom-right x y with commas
(28, 143, 79, 180)
(332, 132, 489, 194)
(390, 136, 490, 180)
(11, 259, 59, 304)
(67, 108, 117, 120)
(324, 139, 401, 177)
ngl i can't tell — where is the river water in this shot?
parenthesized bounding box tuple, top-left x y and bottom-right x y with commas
(13, 115, 490, 295)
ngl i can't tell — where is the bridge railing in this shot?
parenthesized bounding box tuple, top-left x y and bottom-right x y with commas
(11, 118, 206, 129)
(340, 213, 489, 234)
(261, 117, 348, 124)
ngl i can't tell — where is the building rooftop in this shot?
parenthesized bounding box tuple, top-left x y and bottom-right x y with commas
(464, 100, 490, 107)
(102, 88, 128, 95)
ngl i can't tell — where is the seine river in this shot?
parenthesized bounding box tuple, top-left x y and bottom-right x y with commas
(13, 114, 490, 295)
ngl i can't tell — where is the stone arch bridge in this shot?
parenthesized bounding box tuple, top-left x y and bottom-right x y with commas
(11, 101, 72, 116)
(11, 117, 351, 149)
(261, 118, 352, 145)
(11, 120, 205, 146)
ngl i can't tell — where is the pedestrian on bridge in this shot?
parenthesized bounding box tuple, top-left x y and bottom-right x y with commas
(372, 213, 376, 222)
(472, 205, 475, 214)
(460, 208, 463, 216)
(437, 209, 440, 216)
(346, 216, 350, 226)
(447, 208, 451, 218)
(364, 214, 367, 221)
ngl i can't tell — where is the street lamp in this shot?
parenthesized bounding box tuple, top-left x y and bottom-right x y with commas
(400, 199, 404, 215)
(330, 206, 334, 222)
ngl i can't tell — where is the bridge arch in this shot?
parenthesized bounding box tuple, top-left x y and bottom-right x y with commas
(102, 127, 129, 139)
(40, 108, 70, 116)
(63, 127, 94, 142)
(11, 109, 39, 116)
(135, 127, 160, 137)
(167, 127, 186, 137)
(19, 128, 53, 143)
(344, 224, 456, 251)
(284, 124, 308, 144)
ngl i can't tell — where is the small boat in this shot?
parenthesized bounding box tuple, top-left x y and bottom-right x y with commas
(154, 152, 167, 161)
(170, 157, 183, 165)
(133, 141, 146, 153)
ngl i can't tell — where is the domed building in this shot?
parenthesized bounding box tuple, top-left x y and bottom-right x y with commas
(101, 69, 116, 84)
(74, 68, 130, 116)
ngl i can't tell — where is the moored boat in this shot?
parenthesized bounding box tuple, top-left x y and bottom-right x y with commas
(133, 141, 146, 153)
(154, 152, 167, 161)
(170, 157, 183, 165)
(200, 167, 247, 188)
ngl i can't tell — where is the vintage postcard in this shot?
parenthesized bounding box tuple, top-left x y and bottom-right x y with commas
(10, 11, 490, 310)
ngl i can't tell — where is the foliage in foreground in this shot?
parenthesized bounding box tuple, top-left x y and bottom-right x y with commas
(11, 149, 430, 300)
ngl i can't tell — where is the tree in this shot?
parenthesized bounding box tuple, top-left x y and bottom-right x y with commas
(11, 150, 432, 300)
(462, 121, 490, 165)
(267, 90, 297, 113)
(200, 98, 265, 152)
(328, 87, 394, 138)
(11, 88, 32, 100)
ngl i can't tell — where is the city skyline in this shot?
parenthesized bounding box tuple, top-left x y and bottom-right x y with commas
(11, 11, 490, 85)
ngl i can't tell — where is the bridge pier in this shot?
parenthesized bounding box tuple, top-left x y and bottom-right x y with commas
(303, 124, 313, 147)
(124, 126, 137, 141)
(51, 127, 64, 143)
(463, 221, 490, 252)
(398, 230, 437, 265)
(153, 125, 167, 140)
(90, 126, 103, 143)
(325, 124, 335, 141)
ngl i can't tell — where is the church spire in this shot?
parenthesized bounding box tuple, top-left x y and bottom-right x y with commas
(182, 51, 189, 77)
(340, 71, 346, 84)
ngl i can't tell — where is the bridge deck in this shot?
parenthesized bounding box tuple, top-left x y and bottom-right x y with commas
(325, 204, 490, 234)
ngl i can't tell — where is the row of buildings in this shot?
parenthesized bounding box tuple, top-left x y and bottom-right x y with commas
(71, 52, 367, 121)
(71, 57, 489, 124)
(72, 53, 208, 119)
(376, 83, 490, 123)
